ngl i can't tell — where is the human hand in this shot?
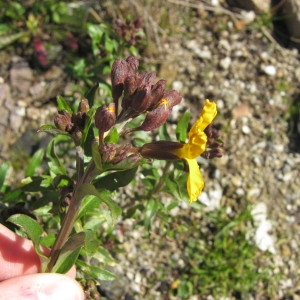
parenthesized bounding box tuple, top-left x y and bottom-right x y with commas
(0, 224, 84, 300)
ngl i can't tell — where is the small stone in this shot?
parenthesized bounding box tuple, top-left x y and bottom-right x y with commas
(219, 57, 231, 69)
(232, 103, 251, 119)
(242, 125, 251, 134)
(262, 65, 277, 76)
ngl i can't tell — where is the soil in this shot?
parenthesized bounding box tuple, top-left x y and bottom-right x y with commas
(0, 1, 299, 299)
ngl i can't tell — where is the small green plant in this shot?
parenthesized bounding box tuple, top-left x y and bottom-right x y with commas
(0, 1, 145, 85)
(175, 207, 277, 299)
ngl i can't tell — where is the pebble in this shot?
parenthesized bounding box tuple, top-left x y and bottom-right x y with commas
(242, 125, 251, 134)
(262, 65, 277, 76)
(219, 57, 231, 69)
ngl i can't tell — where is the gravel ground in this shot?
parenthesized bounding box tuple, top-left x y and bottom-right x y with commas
(0, 1, 300, 299)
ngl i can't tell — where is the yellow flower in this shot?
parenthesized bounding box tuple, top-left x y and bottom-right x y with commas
(139, 99, 217, 202)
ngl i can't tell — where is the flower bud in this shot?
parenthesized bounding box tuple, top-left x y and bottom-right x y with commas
(138, 99, 171, 131)
(101, 143, 117, 163)
(139, 141, 183, 160)
(126, 56, 139, 75)
(54, 110, 72, 131)
(121, 72, 156, 118)
(95, 103, 116, 137)
(78, 98, 89, 113)
(163, 90, 182, 108)
(148, 79, 166, 108)
(111, 59, 129, 102)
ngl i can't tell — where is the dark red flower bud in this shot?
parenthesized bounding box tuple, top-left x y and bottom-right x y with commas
(123, 75, 140, 102)
(163, 90, 182, 108)
(111, 59, 129, 102)
(126, 56, 139, 75)
(148, 79, 166, 108)
(101, 143, 117, 163)
(54, 110, 72, 131)
(138, 99, 171, 131)
(95, 104, 116, 138)
(139, 141, 182, 160)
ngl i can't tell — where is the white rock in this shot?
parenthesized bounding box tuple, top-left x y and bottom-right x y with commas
(220, 57, 231, 69)
(262, 65, 277, 76)
(242, 125, 251, 134)
(251, 203, 276, 254)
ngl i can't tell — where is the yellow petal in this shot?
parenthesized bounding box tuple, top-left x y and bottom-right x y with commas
(185, 158, 204, 202)
(189, 99, 217, 137)
(173, 100, 217, 160)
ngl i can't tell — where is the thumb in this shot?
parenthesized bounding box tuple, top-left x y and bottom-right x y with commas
(0, 273, 84, 300)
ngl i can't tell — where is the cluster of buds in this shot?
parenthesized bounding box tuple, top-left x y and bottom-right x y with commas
(93, 56, 222, 202)
(95, 56, 182, 139)
(100, 143, 141, 169)
(114, 17, 143, 46)
(202, 124, 223, 159)
(54, 98, 89, 144)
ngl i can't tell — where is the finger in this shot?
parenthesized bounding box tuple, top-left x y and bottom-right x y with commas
(0, 224, 41, 281)
(0, 273, 84, 300)
(0, 224, 76, 281)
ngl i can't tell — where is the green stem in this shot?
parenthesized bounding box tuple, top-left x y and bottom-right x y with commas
(76, 146, 85, 181)
(45, 160, 96, 272)
(147, 161, 172, 199)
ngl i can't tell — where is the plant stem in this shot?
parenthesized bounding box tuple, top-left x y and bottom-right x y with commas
(147, 161, 172, 198)
(45, 160, 96, 272)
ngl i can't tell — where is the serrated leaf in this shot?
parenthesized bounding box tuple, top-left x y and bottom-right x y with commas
(7, 214, 46, 258)
(57, 95, 72, 113)
(176, 111, 191, 143)
(51, 232, 85, 274)
(25, 148, 44, 177)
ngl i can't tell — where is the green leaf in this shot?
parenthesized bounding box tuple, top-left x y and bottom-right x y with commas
(7, 214, 46, 258)
(0, 162, 10, 190)
(38, 125, 70, 137)
(77, 195, 102, 220)
(176, 111, 191, 143)
(93, 167, 138, 191)
(91, 140, 103, 170)
(2, 188, 22, 203)
(51, 232, 85, 274)
(105, 127, 119, 143)
(77, 259, 116, 280)
(81, 107, 96, 157)
(75, 184, 121, 221)
(144, 199, 160, 230)
(159, 123, 171, 140)
(25, 148, 44, 177)
(0, 31, 28, 49)
(57, 96, 72, 113)
(86, 23, 104, 56)
(46, 138, 67, 175)
(85, 84, 99, 107)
